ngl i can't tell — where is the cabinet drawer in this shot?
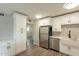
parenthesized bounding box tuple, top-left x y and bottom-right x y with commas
(0, 44, 8, 56)
(70, 47, 79, 56)
(60, 42, 70, 55)
(60, 40, 79, 56)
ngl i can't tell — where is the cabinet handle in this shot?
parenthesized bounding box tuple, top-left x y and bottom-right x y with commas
(7, 43, 10, 45)
(55, 28, 57, 30)
(7, 46, 11, 49)
(68, 46, 71, 50)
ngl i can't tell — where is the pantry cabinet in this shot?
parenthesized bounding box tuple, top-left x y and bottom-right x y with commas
(13, 12, 27, 55)
(0, 12, 27, 56)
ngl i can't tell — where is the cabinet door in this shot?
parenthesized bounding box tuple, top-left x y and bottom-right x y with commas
(13, 13, 27, 54)
(61, 15, 71, 25)
(0, 43, 8, 56)
(69, 12, 79, 24)
(52, 17, 62, 32)
(62, 12, 79, 25)
(7, 41, 15, 56)
(38, 18, 51, 26)
(70, 47, 79, 56)
(60, 41, 70, 55)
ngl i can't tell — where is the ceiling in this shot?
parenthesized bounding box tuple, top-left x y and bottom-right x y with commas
(0, 3, 79, 20)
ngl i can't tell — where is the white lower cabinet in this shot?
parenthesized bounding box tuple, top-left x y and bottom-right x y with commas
(0, 43, 8, 56)
(70, 47, 79, 56)
(60, 40, 79, 56)
(60, 42, 70, 55)
(0, 40, 15, 56)
(8, 41, 15, 56)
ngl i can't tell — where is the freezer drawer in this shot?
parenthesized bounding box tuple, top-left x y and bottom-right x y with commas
(50, 38, 59, 51)
(39, 34, 49, 48)
(39, 39, 49, 48)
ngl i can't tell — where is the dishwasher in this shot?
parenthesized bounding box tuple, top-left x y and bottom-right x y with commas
(50, 37, 60, 51)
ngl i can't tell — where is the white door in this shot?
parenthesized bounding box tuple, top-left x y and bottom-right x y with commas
(13, 12, 27, 54)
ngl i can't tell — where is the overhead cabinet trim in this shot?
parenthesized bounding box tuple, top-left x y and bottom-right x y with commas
(51, 10, 79, 18)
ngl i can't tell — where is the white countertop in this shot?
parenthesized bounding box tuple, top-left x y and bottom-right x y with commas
(50, 36, 62, 39)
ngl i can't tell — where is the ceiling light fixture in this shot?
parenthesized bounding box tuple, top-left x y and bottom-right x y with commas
(35, 15, 42, 19)
(63, 3, 79, 9)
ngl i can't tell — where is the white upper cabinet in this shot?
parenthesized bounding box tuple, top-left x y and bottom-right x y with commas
(61, 15, 71, 25)
(38, 18, 51, 26)
(62, 12, 79, 25)
(51, 12, 79, 32)
(52, 16, 64, 32)
(68, 12, 79, 24)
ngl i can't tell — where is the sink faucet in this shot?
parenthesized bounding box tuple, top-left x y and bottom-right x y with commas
(68, 30, 71, 38)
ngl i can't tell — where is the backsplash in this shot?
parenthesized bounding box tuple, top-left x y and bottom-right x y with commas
(52, 32, 61, 37)
(61, 24, 79, 40)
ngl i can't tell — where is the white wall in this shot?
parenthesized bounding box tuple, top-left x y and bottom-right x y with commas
(33, 18, 51, 46)
(0, 15, 13, 40)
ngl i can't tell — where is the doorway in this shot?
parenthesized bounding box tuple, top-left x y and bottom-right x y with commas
(27, 23, 34, 48)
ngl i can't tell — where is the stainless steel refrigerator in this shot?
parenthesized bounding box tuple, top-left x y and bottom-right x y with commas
(39, 26, 52, 49)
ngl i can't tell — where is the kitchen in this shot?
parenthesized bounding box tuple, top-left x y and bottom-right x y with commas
(0, 3, 79, 56)
(34, 11, 79, 56)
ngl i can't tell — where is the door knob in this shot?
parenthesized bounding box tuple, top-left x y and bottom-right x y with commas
(7, 46, 11, 49)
